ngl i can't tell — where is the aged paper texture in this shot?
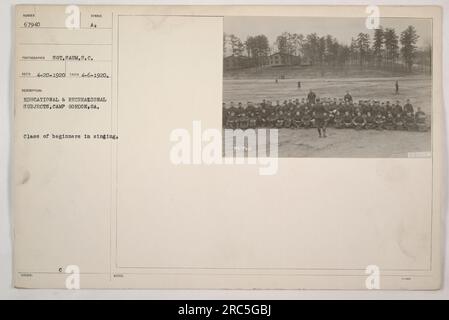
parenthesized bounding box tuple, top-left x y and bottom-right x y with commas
(13, 5, 443, 289)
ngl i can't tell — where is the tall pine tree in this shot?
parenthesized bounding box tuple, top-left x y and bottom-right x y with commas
(400, 25, 419, 72)
(372, 27, 384, 67)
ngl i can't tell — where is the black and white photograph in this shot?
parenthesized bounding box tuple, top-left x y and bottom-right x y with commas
(223, 16, 432, 157)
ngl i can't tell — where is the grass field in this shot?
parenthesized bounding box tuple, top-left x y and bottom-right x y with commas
(223, 74, 432, 158)
(223, 64, 421, 80)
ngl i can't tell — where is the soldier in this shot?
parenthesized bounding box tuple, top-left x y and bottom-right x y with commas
(338, 98, 345, 107)
(282, 100, 289, 113)
(284, 110, 293, 128)
(379, 102, 386, 116)
(385, 101, 393, 114)
(275, 110, 285, 128)
(268, 110, 277, 128)
(237, 102, 244, 114)
(327, 104, 336, 127)
(372, 100, 380, 116)
(313, 99, 327, 137)
(363, 101, 374, 115)
(403, 99, 414, 115)
(394, 113, 405, 130)
(301, 107, 313, 128)
(238, 112, 250, 130)
(342, 111, 353, 128)
(258, 106, 268, 128)
(246, 101, 255, 114)
(374, 112, 385, 130)
(364, 111, 375, 129)
(248, 110, 257, 129)
(328, 98, 335, 111)
(415, 107, 428, 132)
(307, 89, 317, 104)
(334, 111, 344, 129)
(404, 112, 417, 131)
(352, 111, 366, 130)
(356, 100, 364, 113)
(353, 102, 361, 116)
(344, 91, 353, 103)
(348, 101, 356, 116)
(323, 111, 330, 130)
(393, 100, 403, 116)
(395, 80, 399, 94)
(266, 100, 274, 114)
(275, 100, 281, 112)
(299, 98, 306, 114)
(341, 101, 350, 115)
(384, 112, 395, 130)
(335, 100, 344, 113)
(293, 108, 303, 128)
(288, 100, 296, 113)
(226, 109, 238, 129)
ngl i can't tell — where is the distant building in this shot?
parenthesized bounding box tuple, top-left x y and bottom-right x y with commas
(223, 55, 254, 70)
(267, 52, 301, 66)
(223, 53, 302, 70)
(300, 57, 313, 66)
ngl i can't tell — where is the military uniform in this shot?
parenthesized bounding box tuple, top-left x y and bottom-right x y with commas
(248, 111, 257, 129)
(268, 111, 277, 128)
(404, 102, 414, 115)
(258, 108, 268, 128)
(302, 110, 313, 128)
(307, 91, 316, 104)
(352, 114, 366, 130)
(293, 110, 302, 128)
(344, 93, 353, 103)
(226, 110, 238, 129)
(238, 113, 250, 130)
(275, 111, 285, 128)
(334, 112, 343, 129)
(364, 113, 375, 129)
(374, 113, 385, 130)
(343, 113, 353, 128)
(393, 103, 403, 116)
(394, 113, 404, 130)
(404, 113, 417, 131)
(313, 102, 327, 137)
(415, 110, 427, 132)
(384, 113, 395, 130)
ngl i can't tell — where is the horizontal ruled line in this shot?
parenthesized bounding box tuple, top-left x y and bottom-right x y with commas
(19, 26, 112, 30)
(19, 59, 112, 62)
(19, 43, 112, 46)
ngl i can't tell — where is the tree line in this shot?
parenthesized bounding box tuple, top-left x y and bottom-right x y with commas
(224, 25, 431, 73)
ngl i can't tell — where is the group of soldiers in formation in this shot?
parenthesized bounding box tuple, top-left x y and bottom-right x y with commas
(223, 91, 428, 138)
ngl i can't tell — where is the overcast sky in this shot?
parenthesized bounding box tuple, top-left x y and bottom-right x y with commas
(224, 17, 432, 49)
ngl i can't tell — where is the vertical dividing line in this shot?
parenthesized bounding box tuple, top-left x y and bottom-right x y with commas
(109, 11, 114, 281)
(115, 14, 120, 270)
